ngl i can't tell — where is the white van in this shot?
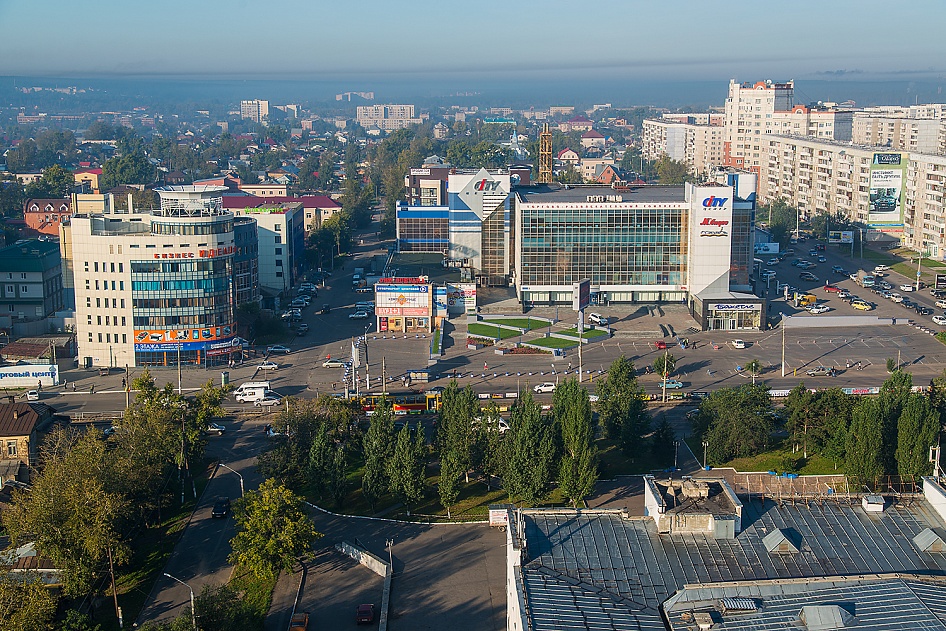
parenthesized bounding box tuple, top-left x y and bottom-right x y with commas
(233, 381, 271, 403)
(588, 313, 608, 326)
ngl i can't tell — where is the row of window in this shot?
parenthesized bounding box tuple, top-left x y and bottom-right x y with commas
(151, 220, 233, 236)
(90, 331, 128, 345)
(86, 279, 125, 291)
(86, 261, 125, 273)
(88, 314, 127, 327)
(86, 297, 126, 309)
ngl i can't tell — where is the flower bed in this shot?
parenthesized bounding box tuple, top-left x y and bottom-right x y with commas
(509, 346, 549, 355)
(467, 336, 495, 347)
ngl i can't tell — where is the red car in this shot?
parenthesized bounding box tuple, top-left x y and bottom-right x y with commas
(823, 284, 841, 293)
(356, 604, 375, 625)
(654, 340, 668, 350)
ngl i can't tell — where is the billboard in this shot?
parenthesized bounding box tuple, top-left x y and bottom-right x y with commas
(0, 364, 58, 388)
(434, 286, 448, 318)
(446, 283, 477, 315)
(868, 152, 907, 228)
(687, 186, 734, 295)
(828, 230, 854, 244)
(936, 274, 946, 291)
(572, 278, 591, 311)
(374, 283, 431, 317)
(754, 242, 780, 254)
(134, 326, 233, 344)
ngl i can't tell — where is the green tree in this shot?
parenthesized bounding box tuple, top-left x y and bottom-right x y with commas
(361, 398, 394, 512)
(701, 384, 774, 462)
(503, 392, 556, 504)
(653, 352, 676, 378)
(896, 394, 940, 478)
(2, 430, 130, 597)
(649, 417, 677, 467)
(5, 139, 37, 173)
(327, 444, 349, 510)
(192, 583, 256, 631)
(228, 479, 320, 578)
(307, 422, 333, 499)
(474, 402, 506, 490)
(437, 381, 478, 483)
(24, 164, 75, 198)
(744, 359, 762, 385)
(387, 424, 427, 515)
(100, 149, 155, 189)
(554, 379, 597, 508)
(438, 449, 463, 519)
(596, 356, 649, 451)
(0, 573, 57, 631)
(878, 370, 913, 473)
(846, 397, 885, 485)
(60, 610, 102, 631)
(655, 155, 691, 184)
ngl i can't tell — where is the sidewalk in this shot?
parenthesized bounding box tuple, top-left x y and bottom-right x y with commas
(264, 562, 306, 631)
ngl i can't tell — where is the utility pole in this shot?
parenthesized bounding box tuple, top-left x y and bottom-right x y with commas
(661, 348, 669, 403)
(107, 542, 122, 628)
(916, 256, 923, 292)
(781, 316, 787, 377)
(702, 440, 709, 470)
(577, 309, 584, 383)
(177, 343, 183, 395)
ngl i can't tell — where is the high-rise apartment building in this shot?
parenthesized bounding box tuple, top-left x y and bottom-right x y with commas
(853, 115, 942, 154)
(641, 118, 726, 176)
(355, 104, 425, 131)
(240, 99, 270, 123)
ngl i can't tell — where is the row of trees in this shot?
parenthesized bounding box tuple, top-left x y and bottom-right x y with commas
(690, 370, 944, 482)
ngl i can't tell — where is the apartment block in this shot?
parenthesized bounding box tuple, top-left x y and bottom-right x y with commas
(853, 115, 942, 154)
(355, 104, 426, 131)
(641, 119, 726, 176)
(906, 152, 946, 257)
(240, 99, 270, 123)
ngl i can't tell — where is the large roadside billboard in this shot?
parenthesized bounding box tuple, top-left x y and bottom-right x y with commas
(868, 152, 907, 229)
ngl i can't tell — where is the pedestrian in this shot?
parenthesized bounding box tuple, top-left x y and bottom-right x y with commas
(37, 380, 42, 391)
(61, 378, 67, 389)
(484, 361, 488, 372)
(568, 362, 572, 371)
(72, 382, 76, 391)
(121, 377, 126, 389)
(332, 382, 337, 391)
(90, 384, 94, 394)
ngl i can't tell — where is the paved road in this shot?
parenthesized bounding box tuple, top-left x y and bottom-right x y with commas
(136, 416, 269, 626)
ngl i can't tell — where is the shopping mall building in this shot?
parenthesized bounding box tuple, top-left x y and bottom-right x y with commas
(67, 186, 260, 369)
(397, 170, 765, 330)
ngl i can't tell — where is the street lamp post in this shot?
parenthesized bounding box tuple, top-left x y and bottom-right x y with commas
(163, 572, 196, 631)
(702, 440, 709, 470)
(217, 463, 244, 497)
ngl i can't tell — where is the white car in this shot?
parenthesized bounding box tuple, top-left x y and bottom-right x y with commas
(849, 273, 859, 282)
(767, 257, 779, 265)
(934, 315, 946, 326)
(730, 339, 746, 349)
(900, 284, 916, 292)
(874, 265, 890, 272)
(533, 382, 556, 394)
(255, 395, 283, 408)
(266, 345, 291, 354)
(936, 300, 946, 309)
(258, 361, 279, 371)
(889, 293, 903, 303)
(807, 304, 830, 314)
(322, 358, 347, 368)
(26, 390, 39, 401)
(349, 311, 370, 320)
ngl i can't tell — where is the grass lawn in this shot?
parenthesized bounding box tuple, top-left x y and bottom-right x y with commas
(559, 327, 609, 339)
(482, 318, 547, 331)
(596, 437, 669, 477)
(431, 328, 440, 354)
(527, 336, 579, 350)
(468, 323, 521, 340)
(688, 436, 843, 475)
(96, 461, 215, 630)
(230, 565, 279, 627)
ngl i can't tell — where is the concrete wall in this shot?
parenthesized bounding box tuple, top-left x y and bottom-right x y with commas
(335, 541, 388, 578)
(923, 477, 946, 525)
(643, 476, 666, 532)
(506, 510, 529, 631)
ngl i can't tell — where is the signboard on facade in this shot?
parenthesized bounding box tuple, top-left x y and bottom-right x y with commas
(688, 186, 734, 295)
(868, 152, 907, 228)
(0, 364, 58, 387)
(572, 278, 591, 312)
(446, 283, 477, 315)
(134, 325, 234, 344)
(707, 303, 761, 312)
(434, 286, 448, 317)
(375, 284, 430, 310)
(936, 274, 946, 291)
(828, 230, 854, 244)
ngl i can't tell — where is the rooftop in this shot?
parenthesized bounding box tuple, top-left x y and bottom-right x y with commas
(516, 184, 689, 204)
(521, 497, 946, 630)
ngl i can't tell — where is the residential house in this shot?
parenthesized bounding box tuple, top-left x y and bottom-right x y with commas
(23, 199, 70, 236)
(0, 402, 57, 483)
(580, 129, 606, 150)
(73, 168, 102, 193)
(557, 148, 580, 166)
(559, 116, 594, 133)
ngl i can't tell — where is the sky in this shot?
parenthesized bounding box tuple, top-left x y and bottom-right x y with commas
(1, 0, 944, 83)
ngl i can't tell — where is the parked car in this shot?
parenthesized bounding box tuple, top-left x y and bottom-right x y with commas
(349, 311, 370, 320)
(799, 272, 819, 282)
(533, 382, 556, 394)
(900, 284, 916, 292)
(832, 265, 845, 274)
(289, 612, 310, 631)
(807, 304, 831, 314)
(889, 293, 903, 303)
(296, 323, 309, 335)
(258, 361, 279, 371)
(356, 604, 375, 625)
(659, 379, 685, 389)
(211, 497, 231, 518)
(933, 315, 946, 326)
(26, 390, 39, 401)
(205, 422, 226, 435)
(916, 306, 933, 316)
(935, 300, 946, 309)
(874, 265, 890, 272)
(838, 289, 852, 299)
(852, 300, 873, 311)
(654, 340, 668, 350)
(267, 345, 291, 354)
(425, 386, 446, 395)
(823, 284, 841, 293)
(323, 358, 347, 368)
(730, 339, 746, 349)
(805, 366, 836, 377)
(767, 257, 779, 265)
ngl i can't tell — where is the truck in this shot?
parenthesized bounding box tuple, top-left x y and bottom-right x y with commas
(233, 381, 271, 403)
(855, 269, 876, 288)
(797, 294, 818, 307)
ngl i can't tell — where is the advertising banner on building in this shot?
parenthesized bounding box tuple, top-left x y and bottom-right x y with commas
(434, 286, 448, 317)
(446, 283, 477, 315)
(572, 278, 591, 312)
(375, 284, 430, 310)
(0, 364, 58, 387)
(828, 230, 854, 244)
(687, 186, 734, 295)
(868, 152, 907, 228)
(134, 325, 234, 344)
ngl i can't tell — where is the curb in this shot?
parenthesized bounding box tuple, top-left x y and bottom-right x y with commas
(304, 501, 487, 526)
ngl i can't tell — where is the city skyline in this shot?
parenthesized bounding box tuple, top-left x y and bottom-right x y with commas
(1, 0, 944, 82)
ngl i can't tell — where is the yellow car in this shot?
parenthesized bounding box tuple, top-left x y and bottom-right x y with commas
(852, 300, 873, 311)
